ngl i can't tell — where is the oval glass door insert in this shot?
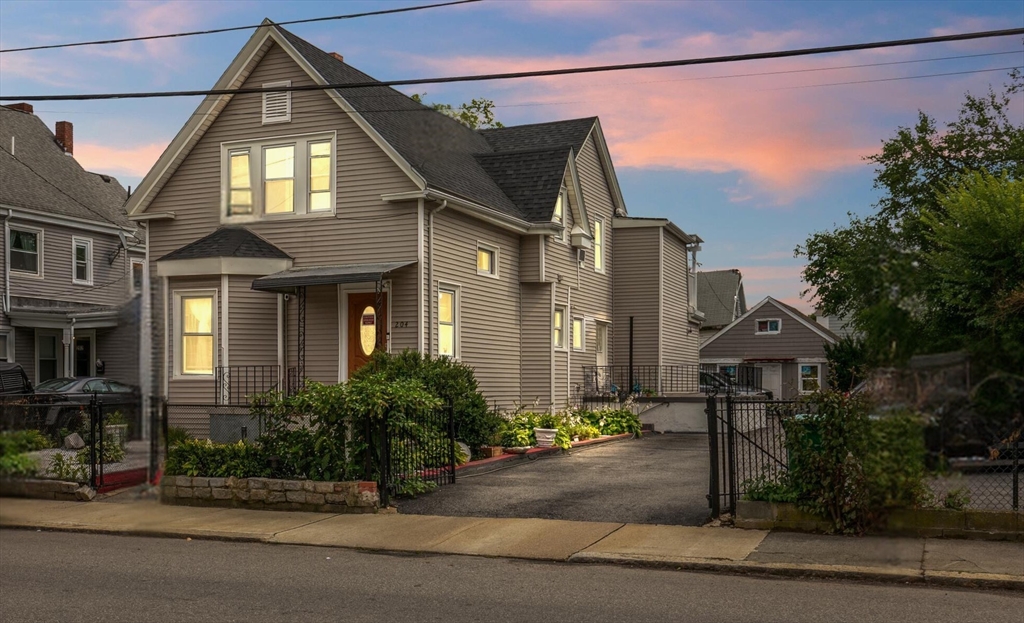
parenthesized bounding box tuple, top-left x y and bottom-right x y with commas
(359, 306, 376, 355)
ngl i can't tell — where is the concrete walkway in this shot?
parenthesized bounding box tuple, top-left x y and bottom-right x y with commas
(1, 497, 1020, 591)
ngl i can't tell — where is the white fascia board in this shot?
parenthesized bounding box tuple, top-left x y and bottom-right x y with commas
(382, 189, 559, 236)
(699, 297, 774, 350)
(565, 154, 591, 233)
(2, 204, 135, 236)
(156, 256, 293, 277)
(128, 212, 176, 222)
(612, 217, 668, 229)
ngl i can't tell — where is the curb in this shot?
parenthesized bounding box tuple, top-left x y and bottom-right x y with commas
(566, 552, 1024, 592)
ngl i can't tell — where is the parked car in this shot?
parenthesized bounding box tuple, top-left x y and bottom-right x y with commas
(0, 362, 33, 395)
(32, 377, 140, 433)
(700, 370, 773, 398)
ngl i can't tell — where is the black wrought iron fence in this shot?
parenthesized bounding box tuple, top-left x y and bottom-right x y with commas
(368, 402, 456, 507)
(582, 364, 702, 396)
(215, 365, 281, 405)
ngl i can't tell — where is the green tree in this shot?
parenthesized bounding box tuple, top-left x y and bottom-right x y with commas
(797, 70, 1024, 368)
(411, 93, 504, 129)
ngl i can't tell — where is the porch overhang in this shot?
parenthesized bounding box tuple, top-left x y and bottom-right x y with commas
(251, 260, 416, 293)
(7, 305, 120, 329)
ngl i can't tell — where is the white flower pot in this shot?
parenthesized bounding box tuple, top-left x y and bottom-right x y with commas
(534, 428, 558, 448)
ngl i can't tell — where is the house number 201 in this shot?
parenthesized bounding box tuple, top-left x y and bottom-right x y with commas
(392, 321, 409, 329)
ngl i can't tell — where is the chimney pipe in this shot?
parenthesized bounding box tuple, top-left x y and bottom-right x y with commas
(55, 121, 73, 155)
(7, 103, 33, 114)
(330, 52, 344, 63)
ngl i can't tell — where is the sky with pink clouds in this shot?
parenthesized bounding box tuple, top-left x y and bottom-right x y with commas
(1, 0, 1021, 312)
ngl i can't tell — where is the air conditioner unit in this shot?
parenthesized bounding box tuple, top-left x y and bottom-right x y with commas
(576, 248, 587, 264)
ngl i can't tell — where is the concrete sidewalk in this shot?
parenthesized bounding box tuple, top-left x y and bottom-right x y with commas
(1, 497, 1020, 591)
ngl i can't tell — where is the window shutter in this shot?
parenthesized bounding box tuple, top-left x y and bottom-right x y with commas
(262, 81, 291, 124)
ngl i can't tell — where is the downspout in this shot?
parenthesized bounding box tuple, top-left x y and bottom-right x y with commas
(566, 284, 571, 404)
(3, 209, 11, 314)
(427, 199, 447, 356)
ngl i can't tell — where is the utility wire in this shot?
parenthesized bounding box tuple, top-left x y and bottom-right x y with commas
(23, 49, 1022, 118)
(0, 0, 483, 54)
(764, 65, 1022, 90)
(2, 27, 1021, 102)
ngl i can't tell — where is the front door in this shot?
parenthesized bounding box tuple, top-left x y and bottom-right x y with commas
(347, 292, 388, 377)
(74, 335, 92, 377)
(756, 363, 783, 398)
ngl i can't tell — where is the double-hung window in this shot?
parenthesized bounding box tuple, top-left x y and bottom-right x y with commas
(72, 237, 92, 285)
(438, 286, 457, 358)
(9, 227, 41, 276)
(572, 317, 584, 351)
(222, 133, 335, 222)
(593, 220, 604, 272)
(800, 364, 821, 394)
(553, 306, 566, 349)
(179, 294, 215, 376)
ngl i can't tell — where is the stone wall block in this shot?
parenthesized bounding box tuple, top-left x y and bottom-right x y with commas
(193, 487, 213, 500)
(211, 488, 233, 500)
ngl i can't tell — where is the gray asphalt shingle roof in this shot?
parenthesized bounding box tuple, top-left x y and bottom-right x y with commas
(157, 227, 291, 262)
(275, 25, 597, 224)
(697, 269, 745, 328)
(0, 106, 129, 228)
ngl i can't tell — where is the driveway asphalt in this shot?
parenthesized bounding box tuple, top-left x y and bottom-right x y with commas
(395, 433, 711, 526)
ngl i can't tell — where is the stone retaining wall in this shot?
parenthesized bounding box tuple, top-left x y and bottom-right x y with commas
(160, 476, 379, 513)
(0, 478, 96, 501)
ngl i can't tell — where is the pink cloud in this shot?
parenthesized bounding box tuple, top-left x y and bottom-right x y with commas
(86, 1, 221, 70)
(75, 141, 166, 180)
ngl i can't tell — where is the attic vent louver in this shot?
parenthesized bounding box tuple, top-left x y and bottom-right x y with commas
(262, 81, 291, 125)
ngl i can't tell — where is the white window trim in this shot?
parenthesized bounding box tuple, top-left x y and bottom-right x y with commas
(437, 283, 460, 360)
(553, 304, 567, 351)
(262, 80, 292, 125)
(755, 318, 782, 335)
(172, 289, 218, 379)
(130, 258, 145, 294)
(9, 225, 43, 279)
(476, 242, 499, 279)
(799, 363, 822, 394)
(593, 219, 605, 273)
(572, 316, 585, 352)
(220, 131, 337, 225)
(71, 236, 93, 286)
(557, 188, 569, 244)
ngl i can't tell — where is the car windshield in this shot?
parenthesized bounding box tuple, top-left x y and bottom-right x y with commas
(34, 378, 78, 392)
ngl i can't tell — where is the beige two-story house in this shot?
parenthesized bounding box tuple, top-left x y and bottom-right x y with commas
(1, 104, 144, 386)
(127, 21, 703, 410)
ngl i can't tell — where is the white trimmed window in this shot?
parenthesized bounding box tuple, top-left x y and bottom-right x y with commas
(476, 243, 498, 277)
(222, 133, 335, 222)
(800, 364, 821, 394)
(262, 81, 291, 124)
(593, 219, 604, 273)
(719, 364, 738, 380)
(0, 332, 9, 362)
(572, 317, 585, 351)
(755, 318, 781, 335)
(176, 293, 215, 376)
(131, 259, 145, 294)
(553, 306, 566, 349)
(553, 188, 568, 242)
(72, 237, 92, 285)
(9, 227, 41, 276)
(438, 286, 458, 358)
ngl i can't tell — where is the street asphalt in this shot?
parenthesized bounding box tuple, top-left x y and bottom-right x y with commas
(396, 433, 711, 525)
(1, 531, 1020, 623)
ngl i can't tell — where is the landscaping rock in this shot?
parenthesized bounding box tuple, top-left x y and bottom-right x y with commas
(74, 486, 96, 501)
(63, 433, 85, 450)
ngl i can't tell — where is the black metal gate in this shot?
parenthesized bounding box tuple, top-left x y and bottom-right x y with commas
(706, 394, 799, 518)
(368, 403, 456, 507)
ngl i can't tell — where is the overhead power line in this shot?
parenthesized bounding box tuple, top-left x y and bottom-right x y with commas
(0, 0, 482, 54)
(765, 65, 1022, 91)
(2, 27, 1020, 102)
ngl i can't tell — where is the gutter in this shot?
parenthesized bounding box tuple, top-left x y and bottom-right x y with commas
(427, 199, 447, 356)
(383, 189, 560, 237)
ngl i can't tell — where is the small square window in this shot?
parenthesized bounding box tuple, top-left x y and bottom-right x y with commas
(756, 319, 781, 334)
(800, 364, 821, 393)
(477, 245, 497, 277)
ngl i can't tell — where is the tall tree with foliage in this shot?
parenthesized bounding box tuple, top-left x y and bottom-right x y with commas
(410, 93, 504, 129)
(797, 70, 1024, 370)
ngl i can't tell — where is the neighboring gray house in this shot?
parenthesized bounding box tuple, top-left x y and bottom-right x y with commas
(816, 311, 859, 340)
(696, 269, 746, 343)
(700, 296, 838, 399)
(126, 21, 702, 411)
(1, 104, 144, 385)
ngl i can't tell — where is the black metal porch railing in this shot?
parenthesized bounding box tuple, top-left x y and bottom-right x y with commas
(582, 365, 702, 396)
(215, 365, 281, 405)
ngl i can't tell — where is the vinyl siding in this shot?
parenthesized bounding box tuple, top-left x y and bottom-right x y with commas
(519, 235, 543, 283)
(520, 282, 552, 409)
(430, 209, 521, 409)
(7, 220, 136, 307)
(228, 276, 278, 367)
(95, 297, 141, 386)
(700, 300, 832, 361)
(661, 231, 699, 367)
(14, 327, 34, 384)
(166, 276, 221, 403)
(145, 42, 420, 282)
(284, 284, 339, 384)
(612, 227, 660, 367)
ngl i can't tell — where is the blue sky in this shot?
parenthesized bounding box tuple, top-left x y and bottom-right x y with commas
(1, 0, 1021, 311)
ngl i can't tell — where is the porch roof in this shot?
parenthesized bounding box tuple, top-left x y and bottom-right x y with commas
(251, 260, 416, 293)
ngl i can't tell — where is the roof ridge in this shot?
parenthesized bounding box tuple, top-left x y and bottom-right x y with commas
(478, 117, 597, 134)
(474, 145, 574, 158)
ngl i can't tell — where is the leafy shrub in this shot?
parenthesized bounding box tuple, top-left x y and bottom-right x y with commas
(941, 486, 971, 511)
(164, 439, 268, 479)
(0, 452, 40, 478)
(744, 474, 797, 504)
(579, 408, 642, 436)
(353, 350, 502, 450)
(863, 411, 928, 509)
(0, 430, 51, 456)
(496, 408, 640, 449)
(48, 453, 86, 482)
(167, 427, 191, 448)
